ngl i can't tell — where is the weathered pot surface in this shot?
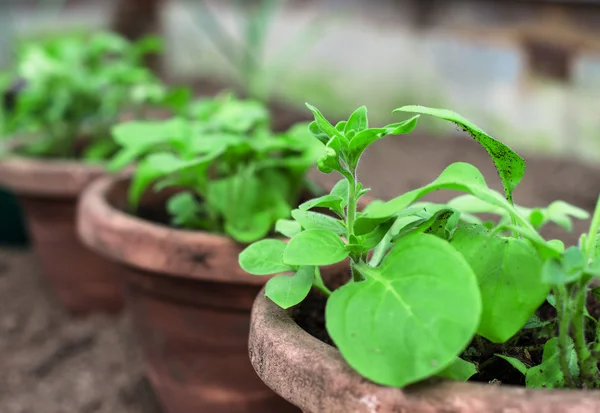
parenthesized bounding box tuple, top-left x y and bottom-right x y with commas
(77, 174, 310, 413)
(249, 286, 600, 413)
(0, 154, 124, 315)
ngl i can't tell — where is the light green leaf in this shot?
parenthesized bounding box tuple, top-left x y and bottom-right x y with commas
(437, 358, 478, 381)
(265, 266, 315, 309)
(450, 225, 547, 343)
(326, 234, 481, 387)
(275, 219, 302, 238)
(239, 239, 294, 275)
(291, 209, 345, 234)
(525, 337, 578, 389)
(355, 162, 516, 235)
(495, 354, 529, 375)
(305, 103, 348, 145)
(345, 106, 368, 134)
(394, 106, 525, 203)
(284, 229, 349, 266)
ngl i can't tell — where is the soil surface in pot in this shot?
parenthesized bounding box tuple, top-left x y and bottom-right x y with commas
(0, 249, 164, 413)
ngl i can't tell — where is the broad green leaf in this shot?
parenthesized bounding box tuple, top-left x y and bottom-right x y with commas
(450, 225, 547, 343)
(265, 266, 315, 309)
(275, 219, 302, 238)
(394, 106, 525, 203)
(495, 354, 529, 375)
(226, 210, 272, 244)
(437, 358, 478, 381)
(239, 239, 294, 275)
(291, 209, 345, 234)
(355, 162, 516, 235)
(284, 229, 349, 266)
(345, 106, 368, 134)
(525, 337, 578, 389)
(326, 234, 481, 387)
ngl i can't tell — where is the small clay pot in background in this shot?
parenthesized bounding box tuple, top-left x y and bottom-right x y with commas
(77, 175, 304, 413)
(0, 155, 124, 315)
(248, 286, 600, 413)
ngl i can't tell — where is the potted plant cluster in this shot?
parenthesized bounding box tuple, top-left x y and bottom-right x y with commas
(0, 31, 179, 315)
(77, 93, 367, 412)
(241, 104, 600, 412)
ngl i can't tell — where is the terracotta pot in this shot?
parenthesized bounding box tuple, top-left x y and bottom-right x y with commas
(79, 174, 349, 413)
(248, 287, 600, 413)
(0, 155, 124, 315)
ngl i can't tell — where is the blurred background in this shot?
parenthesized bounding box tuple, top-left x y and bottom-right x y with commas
(1, 1, 600, 412)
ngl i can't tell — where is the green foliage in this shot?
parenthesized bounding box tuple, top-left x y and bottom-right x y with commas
(0, 31, 180, 160)
(238, 103, 598, 389)
(111, 94, 321, 243)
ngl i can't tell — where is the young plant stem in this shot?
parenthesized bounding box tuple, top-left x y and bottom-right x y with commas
(555, 286, 577, 387)
(345, 171, 362, 282)
(572, 281, 595, 387)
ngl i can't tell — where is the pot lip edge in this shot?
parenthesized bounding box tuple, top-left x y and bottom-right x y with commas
(0, 151, 106, 196)
(248, 285, 600, 410)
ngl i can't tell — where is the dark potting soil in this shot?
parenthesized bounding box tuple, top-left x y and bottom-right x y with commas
(0, 249, 164, 413)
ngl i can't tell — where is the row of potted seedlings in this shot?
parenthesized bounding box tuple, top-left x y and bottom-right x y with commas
(1, 31, 599, 413)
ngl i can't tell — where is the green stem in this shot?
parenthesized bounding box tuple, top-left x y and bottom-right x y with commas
(555, 286, 576, 388)
(572, 282, 594, 386)
(345, 172, 361, 282)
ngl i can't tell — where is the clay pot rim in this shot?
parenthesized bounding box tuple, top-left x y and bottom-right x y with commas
(0, 150, 105, 197)
(248, 285, 600, 413)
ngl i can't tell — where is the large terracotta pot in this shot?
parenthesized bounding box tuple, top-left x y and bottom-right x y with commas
(0, 155, 124, 315)
(77, 174, 309, 413)
(248, 287, 600, 413)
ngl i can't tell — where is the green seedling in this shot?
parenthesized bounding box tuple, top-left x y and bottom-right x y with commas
(109, 93, 322, 243)
(239, 103, 597, 389)
(0, 31, 184, 160)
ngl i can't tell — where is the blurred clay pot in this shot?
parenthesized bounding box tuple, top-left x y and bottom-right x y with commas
(78, 174, 319, 413)
(0, 155, 124, 315)
(248, 287, 600, 413)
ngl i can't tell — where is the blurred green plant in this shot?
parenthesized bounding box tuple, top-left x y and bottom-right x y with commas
(0, 31, 185, 160)
(109, 93, 323, 243)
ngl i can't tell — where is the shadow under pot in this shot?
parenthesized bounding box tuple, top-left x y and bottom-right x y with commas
(247, 285, 600, 413)
(0, 154, 124, 315)
(77, 174, 353, 413)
